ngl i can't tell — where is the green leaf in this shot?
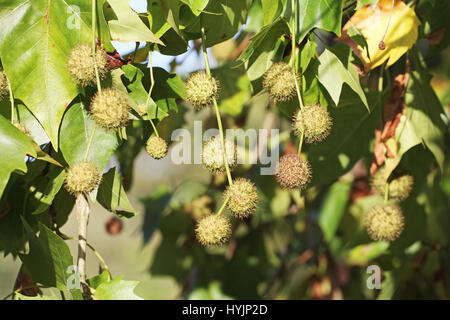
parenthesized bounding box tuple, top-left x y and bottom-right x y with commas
(20, 221, 74, 290)
(345, 242, 390, 266)
(402, 49, 448, 171)
(308, 89, 380, 186)
(59, 102, 119, 171)
(262, 0, 284, 25)
(87, 270, 112, 289)
(0, 114, 36, 199)
(93, 276, 143, 300)
(97, 167, 138, 218)
(297, 0, 343, 42)
(240, 17, 290, 81)
(318, 181, 351, 243)
(317, 46, 369, 110)
(30, 166, 66, 215)
(199, 0, 252, 47)
(0, 0, 92, 147)
(151, 67, 184, 120)
(14, 292, 60, 300)
(212, 62, 251, 117)
(180, 0, 209, 16)
(107, 0, 163, 44)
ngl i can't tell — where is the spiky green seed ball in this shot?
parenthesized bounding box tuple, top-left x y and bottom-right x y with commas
(67, 43, 109, 87)
(14, 123, 31, 136)
(202, 136, 237, 173)
(184, 71, 219, 109)
(0, 70, 8, 100)
(293, 105, 332, 143)
(195, 214, 231, 246)
(275, 154, 311, 189)
(64, 162, 102, 195)
(146, 136, 168, 160)
(224, 178, 259, 219)
(262, 62, 299, 102)
(90, 88, 130, 130)
(371, 167, 414, 201)
(365, 204, 405, 242)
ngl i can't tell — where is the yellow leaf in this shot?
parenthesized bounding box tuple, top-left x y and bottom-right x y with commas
(339, 0, 420, 72)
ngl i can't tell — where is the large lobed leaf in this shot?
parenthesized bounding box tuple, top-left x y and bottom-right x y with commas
(0, 0, 93, 147)
(0, 114, 36, 198)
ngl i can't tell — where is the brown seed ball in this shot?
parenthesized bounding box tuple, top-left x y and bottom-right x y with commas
(262, 62, 299, 102)
(224, 178, 259, 219)
(293, 105, 332, 143)
(371, 167, 414, 201)
(0, 70, 9, 100)
(195, 214, 231, 247)
(145, 136, 168, 160)
(365, 203, 405, 242)
(184, 71, 219, 109)
(275, 154, 311, 189)
(105, 216, 123, 235)
(90, 88, 130, 130)
(67, 43, 109, 87)
(64, 162, 102, 194)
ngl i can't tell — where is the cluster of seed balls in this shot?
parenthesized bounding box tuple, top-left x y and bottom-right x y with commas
(364, 166, 414, 242)
(262, 62, 333, 190)
(184, 71, 260, 247)
(63, 43, 169, 195)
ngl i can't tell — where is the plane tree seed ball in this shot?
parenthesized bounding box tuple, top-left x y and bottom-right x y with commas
(195, 214, 232, 246)
(67, 43, 109, 87)
(371, 167, 414, 201)
(202, 136, 237, 173)
(184, 71, 219, 109)
(146, 136, 168, 160)
(64, 162, 102, 195)
(262, 62, 299, 102)
(365, 204, 405, 242)
(224, 178, 259, 219)
(90, 88, 130, 130)
(275, 154, 311, 189)
(0, 70, 8, 100)
(293, 105, 332, 143)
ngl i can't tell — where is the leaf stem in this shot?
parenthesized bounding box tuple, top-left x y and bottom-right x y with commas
(298, 130, 304, 156)
(7, 79, 14, 123)
(145, 48, 159, 137)
(291, 0, 304, 111)
(201, 26, 233, 187)
(92, 0, 102, 94)
(217, 195, 230, 215)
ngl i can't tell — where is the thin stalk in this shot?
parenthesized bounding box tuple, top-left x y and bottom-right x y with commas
(83, 125, 96, 161)
(91, 0, 102, 94)
(59, 232, 109, 271)
(217, 196, 230, 216)
(298, 130, 304, 156)
(145, 49, 159, 137)
(201, 26, 233, 186)
(291, 0, 304, 110)
(8, 79, 14, 123)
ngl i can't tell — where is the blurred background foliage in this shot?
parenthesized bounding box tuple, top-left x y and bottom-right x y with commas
(0, 0, 449, 300)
